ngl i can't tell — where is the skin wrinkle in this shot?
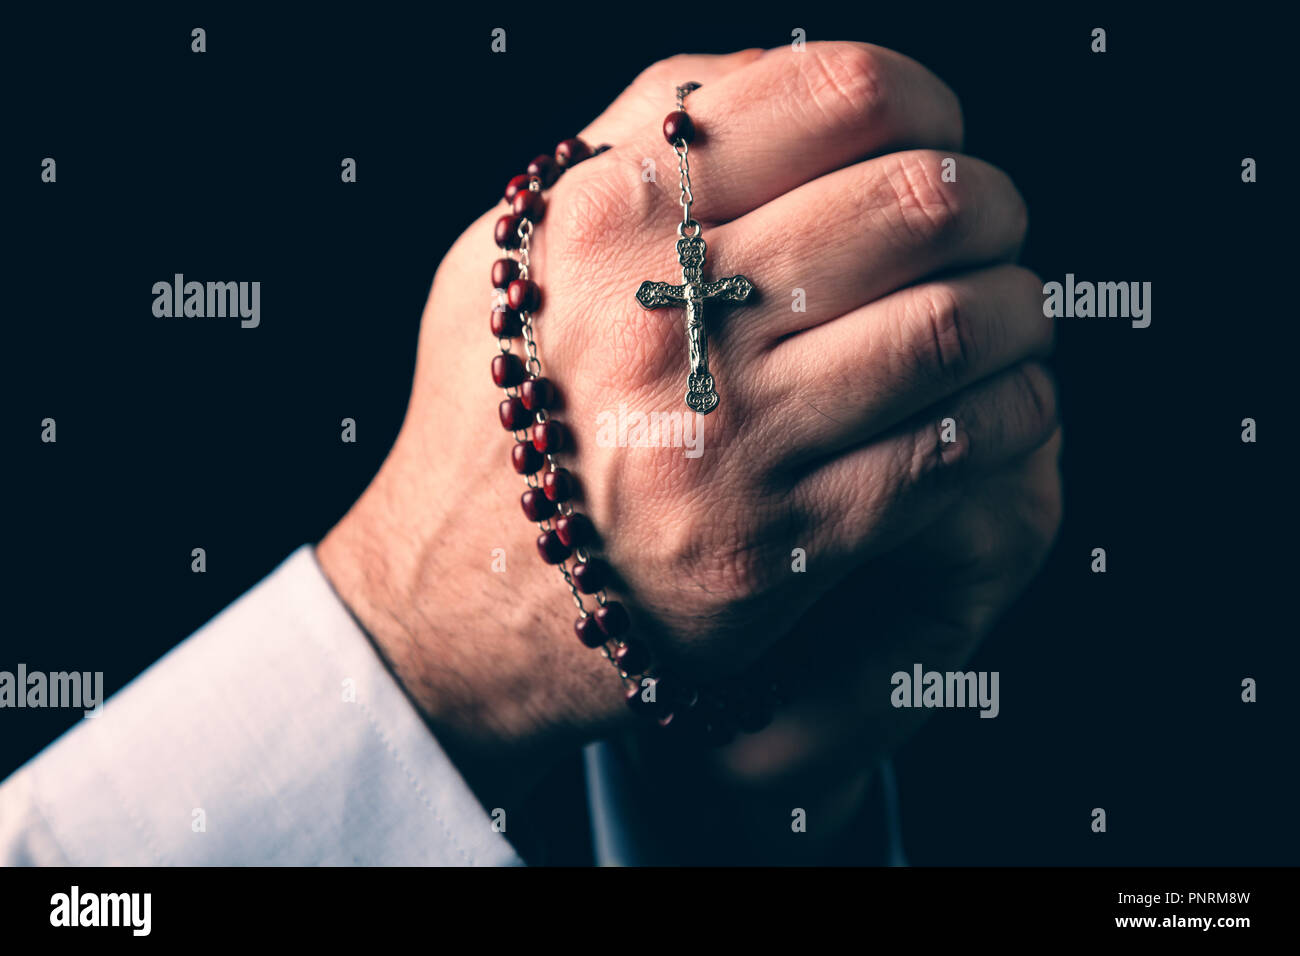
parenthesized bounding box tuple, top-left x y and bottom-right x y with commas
(313, 42, 1062, 850)
(796, 42, 890, 137)
(762, 265, 1050, 463)
(890, 150, 967, 246)
(803, 400, 847, 427)
(701, 154, 1016, 348)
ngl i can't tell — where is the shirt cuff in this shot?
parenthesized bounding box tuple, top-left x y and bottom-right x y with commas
(0, 546, 523, 866)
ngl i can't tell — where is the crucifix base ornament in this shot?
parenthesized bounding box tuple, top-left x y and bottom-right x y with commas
(634, 83, 755, 415)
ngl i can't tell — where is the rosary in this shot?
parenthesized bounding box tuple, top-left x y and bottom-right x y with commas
(635, 83, 755, 415)
(490, 84, 778, 745)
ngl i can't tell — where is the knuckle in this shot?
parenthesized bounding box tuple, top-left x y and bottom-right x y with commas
(1011, 361, 1059, 445)
(801, 42, 888, 129)
(634, 53, 691, 93)
(546, 173, 676, 390)
(909, 283, 971, 382)
(905, 415, 969, 487)
(887, 151, 966, 245)
(550, 161, 653, 263)
(1007, 265, 1056, 354)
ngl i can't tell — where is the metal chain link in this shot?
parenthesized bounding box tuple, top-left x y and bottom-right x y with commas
(487, 88, 763, 725)
(504, 179, 633, 683)
(675, 140, 693, 229)
(674, 83, 701, 235)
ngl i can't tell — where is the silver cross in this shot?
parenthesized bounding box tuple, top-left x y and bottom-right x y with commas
(635, 226, 754, 415)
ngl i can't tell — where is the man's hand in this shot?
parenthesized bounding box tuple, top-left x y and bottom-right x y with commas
(316, 42, 1060, 809)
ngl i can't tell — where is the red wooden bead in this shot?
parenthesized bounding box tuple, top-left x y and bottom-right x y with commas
(531, 420, 566, 453)
(572, 559, 607, 594)
(491, 258, 520, 289)
(490, 308, 523, 338)
(504, 174, 531, 203)
(521, 489, 556, 521)
(506, 279, 541, 313)
(519, 377, 554, 411)
(595, 601, 630, 638)
(512, 189, 545, 223)
(614, 639, 651, 675)
(511, 441, 544, 474)
(494, 214, 523, 249)
(536, 530, 572, 564)
(575, 615, 606, 648)
(663, 110, 695, 145)
(491, 353, 525, 387)
(555, 138, 591, 168)
(554, 512, 594, 548)
(499, 397, 531, 431)
(526, 154, 558, 187)
(543, 468, 574, 502)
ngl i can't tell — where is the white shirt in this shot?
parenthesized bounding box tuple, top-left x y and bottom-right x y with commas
(0, 548, 903, 866)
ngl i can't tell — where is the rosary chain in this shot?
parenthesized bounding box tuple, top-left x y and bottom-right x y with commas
(506, 182, 635, 686)
(674, 82, 700, 234)
(485, 94, 784, 738)
(675, 141, 694, 229)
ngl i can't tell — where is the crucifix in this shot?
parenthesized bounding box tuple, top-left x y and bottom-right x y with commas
(633, 82, 755, 416)
(635, 228, 754, 415)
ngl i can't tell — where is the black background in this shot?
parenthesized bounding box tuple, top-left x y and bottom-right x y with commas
(4, 6, 1293, 864)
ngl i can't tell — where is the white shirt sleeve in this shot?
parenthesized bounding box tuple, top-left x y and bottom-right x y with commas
(0, 547, 523, 866)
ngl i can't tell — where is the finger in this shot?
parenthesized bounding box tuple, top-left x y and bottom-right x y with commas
(710, 150, 1028, 349)
(885, 427, 1064, 637)
(577, 50, 765, 148)
(796, 361, 1060, 562)
(567, 41, 963, 231)
(762, 264, 1053, 461)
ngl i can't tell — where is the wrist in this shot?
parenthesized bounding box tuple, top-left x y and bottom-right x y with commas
(315, 427, 632, 801)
